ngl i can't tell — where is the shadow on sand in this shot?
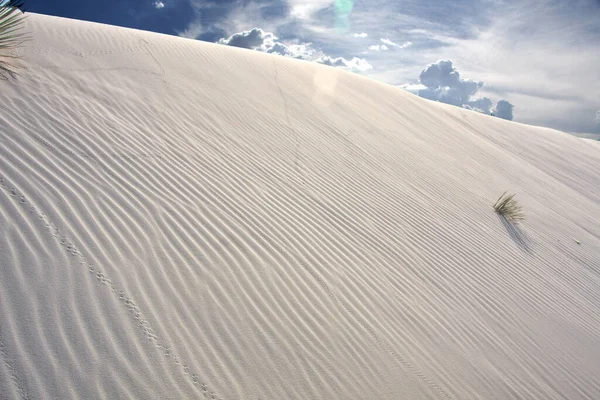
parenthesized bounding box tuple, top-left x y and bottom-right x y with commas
(499, 215, 531, 252)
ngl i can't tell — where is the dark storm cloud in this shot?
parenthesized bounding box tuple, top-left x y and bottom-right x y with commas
(416, 60, 514, 120)
(494, 100, 514, 121)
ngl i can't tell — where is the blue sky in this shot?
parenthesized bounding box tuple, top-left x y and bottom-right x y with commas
(25, 0, 600, 134)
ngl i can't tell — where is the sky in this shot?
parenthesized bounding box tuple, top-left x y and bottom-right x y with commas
(24, 0, 600, 135)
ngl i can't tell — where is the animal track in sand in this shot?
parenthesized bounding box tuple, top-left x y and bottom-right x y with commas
(0, 325, 31, 399)
(0, 176, 224, 400)
(27, 39, 166, 77)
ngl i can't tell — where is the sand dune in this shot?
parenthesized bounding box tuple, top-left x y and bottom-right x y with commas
(1, 13, 599, 399)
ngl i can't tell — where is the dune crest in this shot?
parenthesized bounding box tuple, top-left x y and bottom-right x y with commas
(1, 13, 599, 399)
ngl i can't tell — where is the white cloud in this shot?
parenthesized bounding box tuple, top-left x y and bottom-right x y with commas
(316, 56, 372, 72)
(217, 28, 372, 72)
(369, 38, 412, 52)
(398, 83, 427, 94)
(153, 1, 164, 9)
(379, 38, 412, 49)
(353, 32, 368, 38)
(368, 44, 389, 52)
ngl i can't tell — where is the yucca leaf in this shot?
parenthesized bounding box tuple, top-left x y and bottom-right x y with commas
(493, 192, 525, 224)
(0, 0, 28, 78)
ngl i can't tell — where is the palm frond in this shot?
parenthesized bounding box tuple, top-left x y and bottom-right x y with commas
(493, 191, 525, 224)
(0, 0, 28, 77)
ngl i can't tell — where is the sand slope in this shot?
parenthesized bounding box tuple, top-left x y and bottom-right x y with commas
(1, 13, 600, 399)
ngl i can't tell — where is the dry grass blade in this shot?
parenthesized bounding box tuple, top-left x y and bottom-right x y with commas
(0, 0, 28, 78)
(494, 191, 525, 224)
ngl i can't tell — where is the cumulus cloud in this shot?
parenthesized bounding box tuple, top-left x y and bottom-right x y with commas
(353, 32, 368, 38)
(463, 97, 493, 114)
(266, 42, 313, 58)
(153, 1, 164, 9)
(217, 28, 276, 50)
(218, 28, 372, 72)
(418, 60, 482, 105)
(414, 60, 514, 120)
(316, 56, 372, 71)
(494, 100, 514, 121)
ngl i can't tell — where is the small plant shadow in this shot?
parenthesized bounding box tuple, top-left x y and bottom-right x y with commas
(498, 215, 531, 252)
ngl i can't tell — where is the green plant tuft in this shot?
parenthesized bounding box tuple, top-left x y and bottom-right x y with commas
(0, 0, 28, 78)
(493, 191, 525, 224)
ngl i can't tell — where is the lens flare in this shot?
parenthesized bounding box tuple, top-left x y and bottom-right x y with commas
(334, 0, 355, 31)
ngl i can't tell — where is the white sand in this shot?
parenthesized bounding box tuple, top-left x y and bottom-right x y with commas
(1, 13, 600, 399)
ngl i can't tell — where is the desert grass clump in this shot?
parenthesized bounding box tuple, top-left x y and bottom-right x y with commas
(0, 0, 27, 78)
(493, 191, 525, 224)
